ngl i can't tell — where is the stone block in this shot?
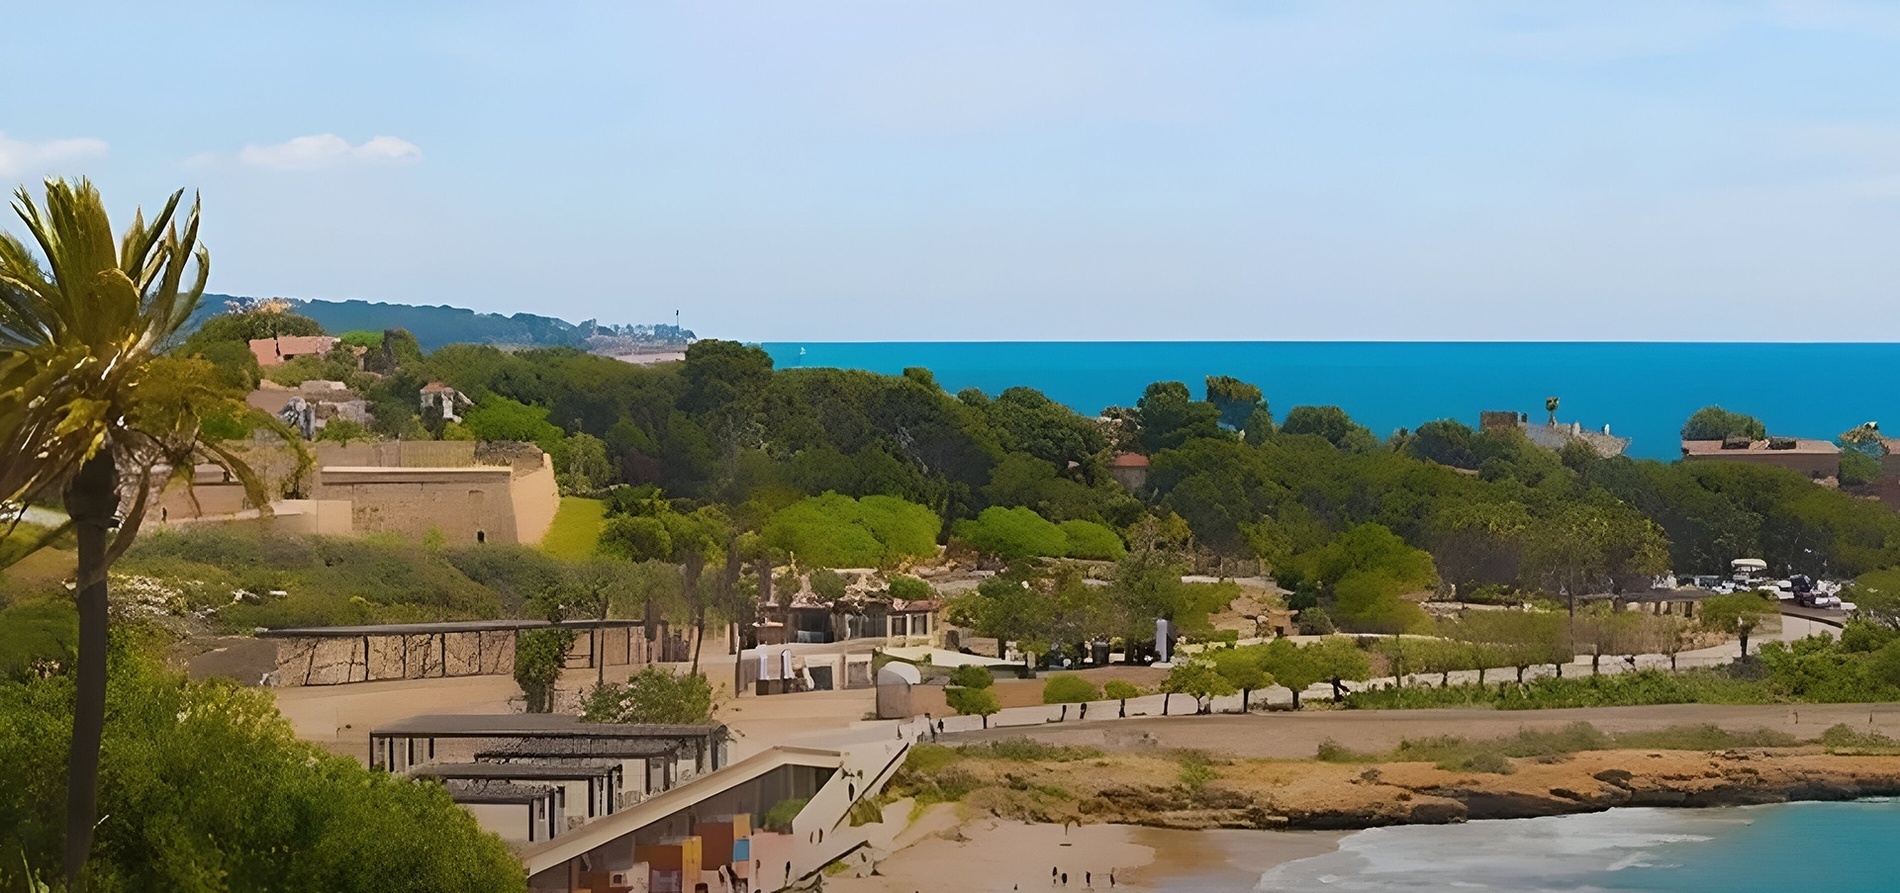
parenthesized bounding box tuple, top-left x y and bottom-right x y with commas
(444, 631, 481, 676)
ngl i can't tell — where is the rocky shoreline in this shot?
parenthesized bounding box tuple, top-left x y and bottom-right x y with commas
(909, 746, 1900, 833)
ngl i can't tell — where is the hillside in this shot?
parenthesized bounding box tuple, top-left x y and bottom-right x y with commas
(187, 295, 687, 352)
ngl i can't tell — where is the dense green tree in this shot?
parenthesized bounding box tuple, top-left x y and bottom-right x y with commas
(1041, 674, 1101, 706)
(1304, 636, 1373, 700)
(1701, 591, 1777, 657)
(581, 665, 717, 724)
(762, 493, 940, 568)
(184, 303, 326, 343)
(945, 664, 999, 727)
(1136, 381, 1224, 452)
(1681, 405, 1767, 441)
(461, 396, 564, 449)
(978, 386, 1107, 469)
(553, 431, 615, 492)
(1280, 405, 1378, 452)
(955, 506, 1070, 560)
(1204, 375, 1267, 432)
(1210, 647, 1271, 711)
(1837, 423, 1885, 487)
(1406, 419, 1482, 470)
(888, 575, 933, 601)
(1059, 519, 1127, 560)
(0, 654, 522, 891)
(514, 627, 575, 713)
(1260, 637, 1326, 708)
(1161, 659, 1234, 715)
(599, 515, 674, 563)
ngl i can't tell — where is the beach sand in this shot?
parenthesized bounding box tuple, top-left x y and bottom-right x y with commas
(828, 810, 1341, 893)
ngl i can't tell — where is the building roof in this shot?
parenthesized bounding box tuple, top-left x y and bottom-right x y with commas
(410, 761, 620, 781)
(420, 381, 458, 393)
(248, 335, 338, 367)
(256, 617, 644, 638)
(476, 740, 684, 760)
(1682, 438, 1839, 457)
(1110, 452, 1150, 468)
(369, 713, 723, 741)
(442, 779, 559, 805)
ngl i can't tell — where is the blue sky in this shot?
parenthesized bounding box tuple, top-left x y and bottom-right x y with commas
(5, 1, 1900, 341)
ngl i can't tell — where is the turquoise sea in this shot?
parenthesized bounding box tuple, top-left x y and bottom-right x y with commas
(761, 342, 1900, 462)
(1242, 801, 1900, 893)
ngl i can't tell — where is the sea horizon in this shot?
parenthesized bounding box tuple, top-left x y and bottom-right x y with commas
(763, 341, 1900, 462)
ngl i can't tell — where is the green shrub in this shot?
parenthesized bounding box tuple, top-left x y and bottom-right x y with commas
(1058, 520, 1126, 560)
(582, 665, 717, 724)
(1175, 751, 1217, 791)
(762, 493, 940, 568)
(1817, 723, 1900, 752)
(762, 797, 810, 833)
(1440, 751, 1515, 775)
(888, 575, 933, 601)
(0, 598, 76, 681)
(947, 664, 995, 689)
(1614, 724, 1797, 750)
(0, 653, 522, 890)
(954, 506, 1069, 560)
(1041, 674, 1102, 704)
(1344, 669, 1777, 711)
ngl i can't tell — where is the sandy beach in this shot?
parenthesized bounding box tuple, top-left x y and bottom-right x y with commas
(827, 809, 1341, 893)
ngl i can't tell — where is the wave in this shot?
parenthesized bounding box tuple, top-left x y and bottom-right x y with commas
(1252, 809, 1740, 892)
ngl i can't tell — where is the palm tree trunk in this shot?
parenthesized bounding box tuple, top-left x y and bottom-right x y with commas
(690, 606, 706, 675)
(64, 450, 116, 885)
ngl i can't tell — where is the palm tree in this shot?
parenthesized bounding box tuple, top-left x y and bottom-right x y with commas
(0, 178, 270, 884)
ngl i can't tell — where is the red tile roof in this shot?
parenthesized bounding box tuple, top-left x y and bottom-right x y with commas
(248, 335, 338, 367)
(1110, 452, 1150, 468)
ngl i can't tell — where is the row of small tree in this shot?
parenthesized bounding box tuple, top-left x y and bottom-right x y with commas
(940, 593, 1781, 724)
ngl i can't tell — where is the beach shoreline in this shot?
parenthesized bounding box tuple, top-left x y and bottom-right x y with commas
(827, 812, 1342, 893)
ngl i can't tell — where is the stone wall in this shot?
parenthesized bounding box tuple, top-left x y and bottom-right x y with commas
(273, 630, 516, 686)
(317, 466, 521, 545)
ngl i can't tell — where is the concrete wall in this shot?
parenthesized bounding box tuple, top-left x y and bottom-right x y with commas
(895, 677, 1051, 718)
(317, 466, 520, 545)
(511, 457, 560, 545)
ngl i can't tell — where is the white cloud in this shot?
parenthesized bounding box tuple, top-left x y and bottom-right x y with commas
(0, 132, 109, 177)
(236, 134, 422, 171)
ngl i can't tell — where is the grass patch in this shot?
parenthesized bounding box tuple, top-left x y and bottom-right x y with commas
(1176, 751, 1217, 791)
(0, 597, 78, 680)
(956, 739, 1103, 762)
(539, 496, 604, 559)
(1315, 721, 1802, 770)
(1615, 724, 1797, 750)
(1343, 669, 1777, 711)
(1817, 723, 1900, 754)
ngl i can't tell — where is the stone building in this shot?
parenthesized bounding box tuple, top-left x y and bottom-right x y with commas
(420, 381, 471, 423)
(1108, 452, 1150, 491)
(1480, 410, 1631, 458)
(248, 334, 340, 367)
(151, 439, 560, 545)
(1681, 436, 1840, 480)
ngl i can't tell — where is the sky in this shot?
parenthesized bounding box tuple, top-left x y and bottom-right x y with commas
(4, 1, 1900, 342)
